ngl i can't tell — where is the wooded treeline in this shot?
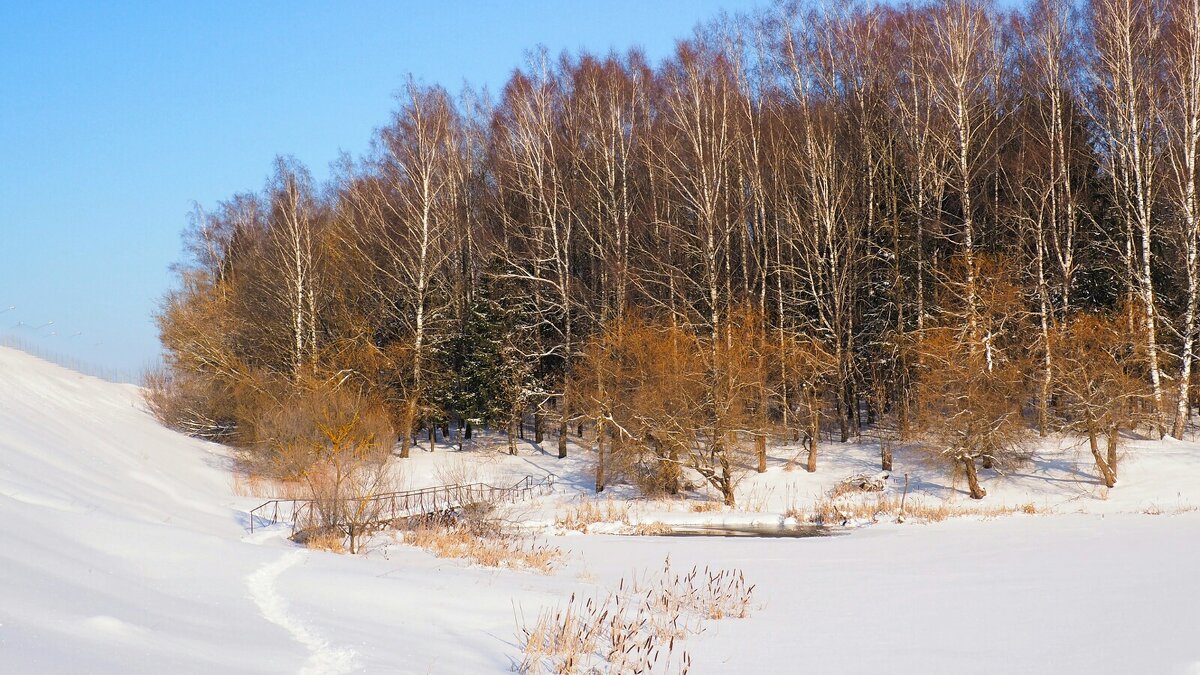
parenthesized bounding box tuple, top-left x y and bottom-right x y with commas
(152, 0, 1200, 504)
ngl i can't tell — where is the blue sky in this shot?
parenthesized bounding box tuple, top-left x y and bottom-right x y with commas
(0, 1, 763, 378)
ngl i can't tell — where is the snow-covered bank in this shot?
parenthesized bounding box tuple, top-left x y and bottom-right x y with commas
(3, 345, 1200, 673)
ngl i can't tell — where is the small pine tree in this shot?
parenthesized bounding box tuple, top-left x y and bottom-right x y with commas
(436, 267, 537, 453)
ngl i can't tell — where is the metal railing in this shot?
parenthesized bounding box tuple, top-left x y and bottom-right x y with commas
(248, 473, 555, 534)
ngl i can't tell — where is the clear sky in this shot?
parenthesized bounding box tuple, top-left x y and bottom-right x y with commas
(0, 1, 764, 379)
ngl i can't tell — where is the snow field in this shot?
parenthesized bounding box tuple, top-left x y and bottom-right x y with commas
(3, 345, 1199, 673)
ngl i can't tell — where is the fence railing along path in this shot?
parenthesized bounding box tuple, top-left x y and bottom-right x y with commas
(248, 474, 556, 534)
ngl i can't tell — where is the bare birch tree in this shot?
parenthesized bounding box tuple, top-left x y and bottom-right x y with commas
(1089, 0, 1167, 435)
(1164, 0, 1200, 438)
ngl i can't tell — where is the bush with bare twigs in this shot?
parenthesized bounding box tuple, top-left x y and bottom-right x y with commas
(257, 385, 399, 553)
(910, 257, 1033, 499)
(1053, 310, 1151, 487)
(574, 312, 768, 505)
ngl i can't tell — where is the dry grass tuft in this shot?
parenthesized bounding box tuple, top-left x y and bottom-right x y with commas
(304, 529, 347, 553)
(795, 494, 1044, 525)
(517, 557, 753, 674)
(1141, 504, 1199, 516)
(739, 484, 775, 512)
(402, 517, 560, 574)
(556, 497, 633, 532)
(631, 522, 673, 535)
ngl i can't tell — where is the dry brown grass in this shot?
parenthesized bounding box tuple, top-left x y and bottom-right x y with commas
(790, 494, 1044, 525)
(738, 484, 775, 512)
(304, 529, 347, 553)
(517, 557, 753, 674)
(403, 518, 560, 573)
(688, 500, 723, 513)
(1142, 504, 1200, 516)
(556, 497, 633, 532)
(231, 471, 307, 499)
(631, 522, 673, 535)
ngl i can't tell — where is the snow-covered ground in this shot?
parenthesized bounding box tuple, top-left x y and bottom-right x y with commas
(2, 345, 1199, 674)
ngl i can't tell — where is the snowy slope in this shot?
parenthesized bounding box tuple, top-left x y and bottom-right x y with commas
(2, 345, 1199, 674)
(0, 347, 306, 673)
(0, 347, 573, 674)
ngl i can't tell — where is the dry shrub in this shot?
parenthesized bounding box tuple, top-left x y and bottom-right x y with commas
(231, 470, 266, 498)
(1053, 310, 1150, 488)
(146, 270, 253, 443)
(827, 473, 887, 500)
(517, 557, 753, 674)
(403, 516, 560, 573)
(910, 256, 1032, 500)
(1142, 504, 1199, 516)
(253, 384, 399, 553)
(574, 311, 766, 505)
(143, 362, 256, 442)
(688, 500, 723, 513)
(778, 335, 837, 472)
(632, 558, 755, 622)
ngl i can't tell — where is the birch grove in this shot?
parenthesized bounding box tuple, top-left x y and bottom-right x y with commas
(153, 0, 1200, 499)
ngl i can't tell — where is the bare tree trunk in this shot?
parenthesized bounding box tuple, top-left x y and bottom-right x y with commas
(806, 387, 820, 473)
(755, 432, 767, 474)
(1169, 0, 1200, 439)
(558, 395, 569, 459)
(1036, 222, 1054, 437)
(399, 399, 418, 459)
(719, 446, 736, 507)
(1093, 0, 1165, 436)
(1087, 420, 1117, 488)
(1106, 427, 1120, 481)
(595, 419, 606, 493)
(961, 456, 987, 500)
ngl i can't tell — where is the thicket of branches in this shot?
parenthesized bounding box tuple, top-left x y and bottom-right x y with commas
(153, 0, 1200, 501)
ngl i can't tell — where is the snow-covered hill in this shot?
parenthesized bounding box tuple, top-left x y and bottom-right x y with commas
(0, 347, 310, 672)
(0, 347, 577, 674)
(3, 345, 1200, 674)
